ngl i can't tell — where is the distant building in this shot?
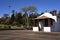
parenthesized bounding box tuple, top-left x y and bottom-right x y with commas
(33, 11, 60, 32)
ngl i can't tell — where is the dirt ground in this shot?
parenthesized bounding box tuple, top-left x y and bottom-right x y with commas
(0, 30, 60, 40)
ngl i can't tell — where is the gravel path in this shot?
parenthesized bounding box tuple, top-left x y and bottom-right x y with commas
(0, 30, 60, 40)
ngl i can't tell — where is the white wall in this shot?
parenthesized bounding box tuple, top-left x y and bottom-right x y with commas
(33, 27, 39, 32)
(39, 21, 44, 29)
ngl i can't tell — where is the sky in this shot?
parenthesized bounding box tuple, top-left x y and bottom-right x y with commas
(0, 0, 60, 17)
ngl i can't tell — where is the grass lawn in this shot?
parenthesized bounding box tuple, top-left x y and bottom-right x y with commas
(0, 24, 29, 30)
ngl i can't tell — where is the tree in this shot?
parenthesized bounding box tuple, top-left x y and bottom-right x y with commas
(50, 10, 57, 16)
(29, 13, 39, 26)
(21, 7, 29, 28)
(0, 17, 4, 24)
(3, 13, 9, 24)
(0, 13, 9, 24)
(28, 6, 37, 14)
(22, 13, 27, 26)
(3, 13, 9, 19)
(5, 18, 10, 25)
(10, 10, 15, 25)
(21, 6, 37, 29)
(58, 11, 60, 18)
(15, 12, 22, 25)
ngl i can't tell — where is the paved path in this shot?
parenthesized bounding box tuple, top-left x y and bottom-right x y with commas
(0, 30, 60, 40)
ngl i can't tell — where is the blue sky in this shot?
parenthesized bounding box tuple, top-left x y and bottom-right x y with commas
(0, 0, 60, 17)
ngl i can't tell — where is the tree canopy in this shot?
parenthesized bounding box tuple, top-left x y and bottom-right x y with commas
(0, 6, 59, 30)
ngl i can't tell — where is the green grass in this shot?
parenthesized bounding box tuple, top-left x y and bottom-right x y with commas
(0, 24, 7, 26)
(0, 24, 32, 30)
(0, 24, 24, 30)
(11, 25, 20, 29)
(0, 24, 7, 29)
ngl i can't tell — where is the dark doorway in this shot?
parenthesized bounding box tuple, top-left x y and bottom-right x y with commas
(44, 19, 48, 27)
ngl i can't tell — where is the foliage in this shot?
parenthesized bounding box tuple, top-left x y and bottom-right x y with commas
(0, 6, 59, 30)
(0, 6, 39, 30)
(15, 12, 22, 25)
(57, 11, 60, 18)
(10, 10, 15, 24)
(1, 6, 58, 30)
(3, 13, 9, 19)
(21, 6, 37, 29)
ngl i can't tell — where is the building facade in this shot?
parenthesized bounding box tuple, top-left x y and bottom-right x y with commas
(33, 11, 60, 32)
